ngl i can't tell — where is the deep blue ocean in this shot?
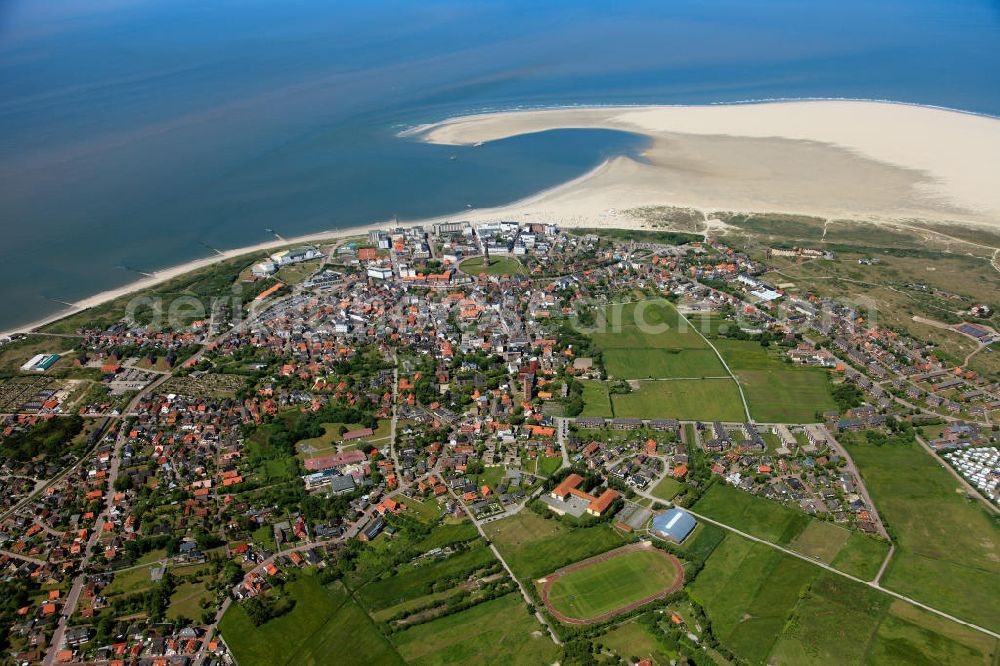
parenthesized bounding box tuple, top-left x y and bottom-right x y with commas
(1, 0, 998, 331)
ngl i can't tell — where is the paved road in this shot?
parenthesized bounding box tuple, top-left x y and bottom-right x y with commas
(0, 549, 47, 566)
(555, 417, 570, 470)
(42, 373, 175, 665)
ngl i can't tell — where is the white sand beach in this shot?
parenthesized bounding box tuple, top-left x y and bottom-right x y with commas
(417, 101, 1000, 227)
(4, 100, 998, 339)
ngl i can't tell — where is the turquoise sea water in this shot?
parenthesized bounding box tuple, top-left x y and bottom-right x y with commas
(0, 0, 998, 330)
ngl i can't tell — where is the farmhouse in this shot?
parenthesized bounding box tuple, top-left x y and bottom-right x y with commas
(651, 508, 697, 543)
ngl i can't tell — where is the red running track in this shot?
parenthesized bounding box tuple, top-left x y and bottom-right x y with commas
(541, 543, 684, 625)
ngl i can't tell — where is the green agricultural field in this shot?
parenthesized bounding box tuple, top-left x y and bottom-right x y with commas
(355, 543, 496, 611)
(690, 533, 818, 664)
(220, 575, 401, 666)
(483, 511, 626, 581)
(868, 600, 998, 666)
(392, 593, 560, 665)
(458, 256, 526, 276)
(603, 348, 726, 379)
(611, 379, 745, 421)
(676, 523, 726, 563)
(545, 547, 682, 622)
(831, 531, 892, 581)
(844, 435, 1000, 631)
(711, 339, 836, 422)
(692, 483, 810, 546)
(579, 380, 613, 417)
(289, 583, 403, 666)
(787, 520, 851, 564)
(690, 526, 998, 665)
(768, 572, 892, 665)
(590, 300, 709, 351)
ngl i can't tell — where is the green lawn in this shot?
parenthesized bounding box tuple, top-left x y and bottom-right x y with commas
(844, 435, 1000, 631)
(166, 580, 211, 621)
(400, 495, 443, 524)
(220, 574, 402, 666)
(104, 564, 159, 597)
(536, 455, 563, 477)
(579, 380, 612, 417)
(392, 593, 560, 665)
(414, 521, 479, 551)
(483, 511, 626, 581)
(650, 477, 683, 502)
(611, 379, 745, 421)
(458, 256, 526, 276)
(545, 547, 681, 621)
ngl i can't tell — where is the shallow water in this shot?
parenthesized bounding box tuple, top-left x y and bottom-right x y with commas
(0, 0, 998, 330)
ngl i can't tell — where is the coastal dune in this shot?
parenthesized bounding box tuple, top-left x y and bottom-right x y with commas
(417, 101, 1000, 226)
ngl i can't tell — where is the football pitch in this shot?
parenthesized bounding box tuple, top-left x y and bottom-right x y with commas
(542, 544, 683, 623)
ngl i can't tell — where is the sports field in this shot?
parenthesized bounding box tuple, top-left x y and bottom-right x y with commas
(542, 544, 683, 624)
(611, 379, 745, 422)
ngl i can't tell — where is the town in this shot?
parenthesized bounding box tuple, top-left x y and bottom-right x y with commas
(1, 218, 998, 666)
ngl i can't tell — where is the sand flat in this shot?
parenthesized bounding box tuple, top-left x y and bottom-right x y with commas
(418, 101, 1000, 224)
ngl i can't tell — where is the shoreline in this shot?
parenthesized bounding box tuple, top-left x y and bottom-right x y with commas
(5, 99, 1000, 339)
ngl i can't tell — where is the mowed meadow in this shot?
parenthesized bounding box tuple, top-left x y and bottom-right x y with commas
(577, 299, 835, 423)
